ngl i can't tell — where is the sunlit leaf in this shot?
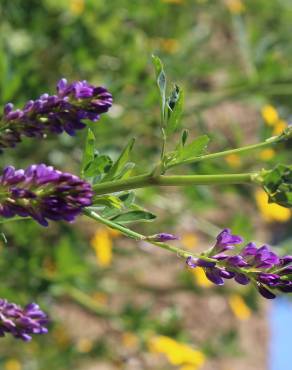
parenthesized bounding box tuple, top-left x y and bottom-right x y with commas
(102, 138, 135, 182)
(111, 210, 156, 224)
(81, 129, 96, 177)
(166, 85, 184, 134)
(85, 155, 112, 178)
(152, 55, 166, 122)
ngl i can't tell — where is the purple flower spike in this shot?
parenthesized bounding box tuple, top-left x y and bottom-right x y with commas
(0, 164, 92, 226)
(0, 299, 48, 341)
(185, 228, 292, 299)
(213, 228, 243, 253)
(0, 79, 112, 151)
(149, 233, 179, 242)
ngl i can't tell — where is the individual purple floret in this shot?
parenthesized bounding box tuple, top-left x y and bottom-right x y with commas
(186, 229, 292, 299)
(0, 299, 48, 341)
(212, 228, 243, 253)
(0, 164, 93, 226)
(148, 233, 179, 242)
(0, 78, 112, 151)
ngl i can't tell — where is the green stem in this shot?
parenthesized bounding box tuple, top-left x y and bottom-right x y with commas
(92, 173, 253, 196)
(166, 136, 280, 170)
(61, 285, 114, 317)
(84, 208, 143, 240)
(83, 208, 195, 259)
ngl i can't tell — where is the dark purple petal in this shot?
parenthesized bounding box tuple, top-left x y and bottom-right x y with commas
(197, 259, 217, 268)
(205, 268, 225, 286)
(257, 285, 276, 299)
(234, 273, 250, 285)
(219, 269, 235, 279)
(254, 245, 280, 268)
(186, 256, 197, 268)
(227, 255, 248, 267)
(241, 242, 258, 257)
(257, 273, 280, 286)
(279, 265, 292, 275)
(280, 256, 292, 266)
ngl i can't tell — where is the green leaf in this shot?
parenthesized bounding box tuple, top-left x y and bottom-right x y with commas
(181, 129, 189, 146)
(113, 162, 135, 180)
(85, 155, 112, 178)
(166, 85, 184, 134)
(152, 55, 166, 121)
(81, 129, 96, 177)
(119, 192, 136, 207)
(111, 210, 156, 224)
(102, 138, 135, 182)
(177, 134, 209, 161)
(91, 195, 123, 209)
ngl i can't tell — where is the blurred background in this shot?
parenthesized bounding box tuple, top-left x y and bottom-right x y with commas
(0, 0, 291, 369)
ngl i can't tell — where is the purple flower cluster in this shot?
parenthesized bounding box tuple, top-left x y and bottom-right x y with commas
(187, 229, 292, 299)
(0, 299, 48, 341)
(0, 163, 93, 226)
(0, 79, 112, 150)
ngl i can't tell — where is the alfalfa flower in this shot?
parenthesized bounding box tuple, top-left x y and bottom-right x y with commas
(0, 299, 48, 341)
(0, 164, 92, 226)
(186, 229, 292, 299)
(0, 79, 112, 151)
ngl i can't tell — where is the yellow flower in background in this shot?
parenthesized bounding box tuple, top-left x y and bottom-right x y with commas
(52, 325, 71, 349)
(261, 105, 279, 126)
(259, 148, 275, 161)
(181, 233, 198, 249)
(4, 360, 22, 370)
(228, 294, 251, 320)
(108, 228, 121, 238)
(76, 338, 93, 353)
(272, 119, 287, 136)
(122, 332, 139, 349)
(225, 153, 241, 168)
(42, 256, 56, 278)
(180, 365, 200, 370)
(91, 292, 108, 307)
(255, 189, 291, 223)
(90, 229, 113, 267)
(160, 38, 180, 54)
(225, 0, 245, 14)
(192, 267, 212, 288)
(69, 0, 84, 15)
(149, 336, 205, 368)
